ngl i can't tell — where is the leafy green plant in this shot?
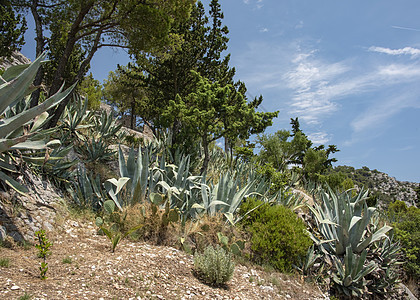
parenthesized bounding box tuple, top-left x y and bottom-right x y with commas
(193, 245, 235, 286)
(95, 200, 143, 252)
(125, 134, 143, 147)
(35, 229, 52, 280)
(62, 256, 72, 264)
(143, 192, 180, 244)
(387, 201, 419, 282)
(18, 292, 32, 300)
(0, 257, 10, 267)
(240, 198, 312, 272)
(0, 53, 75, 194)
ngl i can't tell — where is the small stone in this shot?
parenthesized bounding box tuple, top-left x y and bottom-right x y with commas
(11, 286, 20, 290)
(286, 295, 291, 299)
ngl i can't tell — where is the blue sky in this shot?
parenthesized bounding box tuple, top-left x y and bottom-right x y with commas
(21, 0, 420, 182)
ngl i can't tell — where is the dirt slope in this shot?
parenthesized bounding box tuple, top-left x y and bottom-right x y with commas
(0, 219, 327, 300)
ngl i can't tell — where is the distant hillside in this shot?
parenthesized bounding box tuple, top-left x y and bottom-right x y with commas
(330, 166, 419, 208)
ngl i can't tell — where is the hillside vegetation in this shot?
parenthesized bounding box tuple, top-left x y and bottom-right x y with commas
(1, 1, 419, 299)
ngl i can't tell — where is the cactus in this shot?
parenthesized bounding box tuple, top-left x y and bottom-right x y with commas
(149, 192, 180, 244)
(216, 232, 245, 256)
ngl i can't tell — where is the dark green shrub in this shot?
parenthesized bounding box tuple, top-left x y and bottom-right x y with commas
(388, 201, 420, 282)
(193, 245, 235, 286)
(240, 198, 312, 272)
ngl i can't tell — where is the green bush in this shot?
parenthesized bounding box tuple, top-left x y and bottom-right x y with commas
(193, 245, 235, 286)
(388, 201, 420, 281)
(241, 198, 312, 272)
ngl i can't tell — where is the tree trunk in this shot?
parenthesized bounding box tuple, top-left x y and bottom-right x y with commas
(29, 0, 45, 108)
(200, 134, 210, 175)
(130, 97, 136, 129)
(46, 23, 100, 129)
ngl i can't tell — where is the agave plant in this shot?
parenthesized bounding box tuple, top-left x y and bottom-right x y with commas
(77, 137, 116, 162)
(92, 109, 122, 141)
(366, 233, 402, 296)
(332, 246, 376, 298)
(156, 155, 202, 219)
(306, 187, 401, 297)
(104, 144, 157, 210)
(59, 94, 93, 143)
(293, 245, 322, 276)
(23, 144, 78, 189)
(69, 166, 109, 210)
(0, 53, 75, 193)
(308, 188, 392, 256)
(194, 171, 259, 225)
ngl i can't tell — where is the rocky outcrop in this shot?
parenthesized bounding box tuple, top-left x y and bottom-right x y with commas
(370, 171, 418, 206)
(0, 169, 65, 243)
(0, 51, 31, 70)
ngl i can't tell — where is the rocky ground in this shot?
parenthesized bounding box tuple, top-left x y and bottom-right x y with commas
(0, 219, 328, 300)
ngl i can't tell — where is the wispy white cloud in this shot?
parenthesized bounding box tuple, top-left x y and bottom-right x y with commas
(396, 145, 414, 152)
(308, 132, 330, 144)
(243, 0, 263, 9)
(369, 46, 420, 58)
(295, 21, 304, 29)
(391, 25, 420, 32)
(377, 63, 420, 78)
(259, 27, 269, 33)
(351, 91, 420, 133)
(284, 49, 420, 126)
(284, 52, 351, 124)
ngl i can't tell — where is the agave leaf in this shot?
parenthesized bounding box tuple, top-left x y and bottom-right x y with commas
(0, 53, 45, 113)
(104, 181, 122, 211)
(2, 63, 31, 81)
(31, 112, 49, 132)
(46, 139, 61, 147)
(349, 216, 362, 232)
(11, 140, 47, 150)
(106, 177, 130, 195)
(224, 212, 235, 226)
(131, 180, 143, 204)
(0, 170, 28, 194)
(355, 225, 393, 252)
(0, 135, 33, 153)
(0, 159, 17, 172)
(118, 145, 128, 178)
(0, 82, 77, 139)
(191, 203, 205, 210)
